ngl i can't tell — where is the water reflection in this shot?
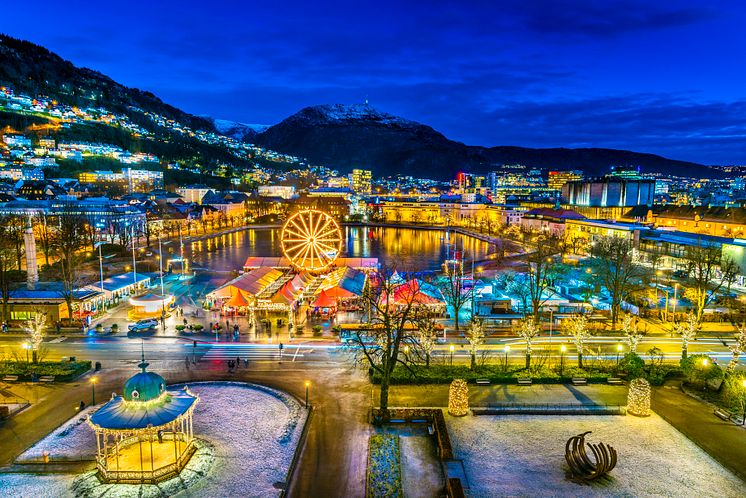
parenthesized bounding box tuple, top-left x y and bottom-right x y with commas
(188, 226, 491, 273)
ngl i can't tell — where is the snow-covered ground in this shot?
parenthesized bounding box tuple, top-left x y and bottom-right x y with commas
(17, 406, 98, 462)
(1, 382, 308, 498)
(446, 413, 744, 498)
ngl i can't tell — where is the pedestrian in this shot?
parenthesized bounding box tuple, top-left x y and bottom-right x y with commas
(209, 322, 213, 332)
(185, 355, 190, 369)
(56, 321, 61, 334)
(244, 358, 249, 367)
(183, 318, 188, 326)
(226, 320, 230, 331)
(79, 400, 85, 411)
(236, 356, 241, 368)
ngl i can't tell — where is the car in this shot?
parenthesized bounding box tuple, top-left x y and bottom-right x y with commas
(128, 319, 159, 332)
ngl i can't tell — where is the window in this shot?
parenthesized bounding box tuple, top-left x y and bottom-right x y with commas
(11, 311, 36, 320)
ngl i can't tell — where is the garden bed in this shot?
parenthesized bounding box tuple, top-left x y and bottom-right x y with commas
(0, 360, 91, 381)
(367, 434, 403, 498)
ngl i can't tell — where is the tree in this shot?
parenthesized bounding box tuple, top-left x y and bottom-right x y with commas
(621, 313, 643, 353)
(674, 312, 699, 359)
(350, 266, 425, 411)
(727, 324, 746, 373)
(682, 241, 738, 324)
(465, 318, 485, 370)
(438, 262, 471, 331)
(517, 317, 540, 368)
(523, 234, 563, 321)
(23, 312, 47, 363)
(0, 217, 20, 322)
(416, 316, 438, 367)
(564, 313, 590, 368)
(52, 204, 87, 324)
(590, 236, 646, 329)
(34, 212, 53, 267)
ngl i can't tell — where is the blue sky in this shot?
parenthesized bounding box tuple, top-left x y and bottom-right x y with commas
(2, 0, 746, 164)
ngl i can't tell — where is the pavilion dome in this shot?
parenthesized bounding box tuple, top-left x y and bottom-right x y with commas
(123, 361, 166, 402)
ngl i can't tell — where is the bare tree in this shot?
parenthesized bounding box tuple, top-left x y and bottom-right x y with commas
(564, 313, 590, 368)
(674, 312, 699, 359)
(34, 212, 54, 267)
(23, 312, 47, 363)
(621, 313, 643, 353)
(727, 324, 746, 373)
(683, 241, 738, 324)
(519, 234, 564, 321)
(0, 217, 20, 322)
(517, 316, 540, 368)
(438, 261, 471, 331)
(52, 204, 87, 325)
(465, 318, 485, 370)
(350, 266, 425, 410)
(591, 236, 646, 329)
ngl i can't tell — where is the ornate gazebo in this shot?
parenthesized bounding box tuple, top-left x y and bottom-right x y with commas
(87, 356, 199, 484)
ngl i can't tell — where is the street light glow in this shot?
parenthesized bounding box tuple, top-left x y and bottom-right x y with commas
(504, 345, 511, 353)
(560, 345, 567, 353)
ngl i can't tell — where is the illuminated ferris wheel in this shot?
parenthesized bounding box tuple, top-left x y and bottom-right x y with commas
(280, 210, 342, 273)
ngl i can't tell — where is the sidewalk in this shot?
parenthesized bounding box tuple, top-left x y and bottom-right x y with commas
(652, 381, 746, 482)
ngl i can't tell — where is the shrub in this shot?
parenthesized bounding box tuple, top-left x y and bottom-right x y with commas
(175, 325, 186, 331)
(312, 325, 323, 336)
(721, 372, 746, 415)
(618, 352, 645, 379)
(0, 360, 91, 381)
(192, 324, 204, 331)
(680, 354, 723, 386)
(111, 323, 119, 332)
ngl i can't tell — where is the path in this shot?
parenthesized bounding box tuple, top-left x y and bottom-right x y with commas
(652, 381, 746, 482)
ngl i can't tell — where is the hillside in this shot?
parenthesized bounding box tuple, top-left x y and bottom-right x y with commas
(256, 103, 718, 179)
(0, 34, 214, 132)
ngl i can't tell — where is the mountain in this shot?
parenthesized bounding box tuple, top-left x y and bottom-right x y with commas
(256, 103, 719, 179)
(207, 118, 268, 142)
(0, 34, 214, 132)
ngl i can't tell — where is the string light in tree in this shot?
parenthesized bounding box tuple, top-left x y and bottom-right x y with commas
(627, 378, 651, 417)
(448, 379, 469, 416)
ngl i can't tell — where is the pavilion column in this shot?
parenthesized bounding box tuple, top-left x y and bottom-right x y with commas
(115, 433, 120, 473)
(149, 430, 155, 471)
(173, 421, 178, 463)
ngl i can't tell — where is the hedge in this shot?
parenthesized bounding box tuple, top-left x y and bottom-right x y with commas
(0, 361, 92, 381)
(371, 364, 613, 385)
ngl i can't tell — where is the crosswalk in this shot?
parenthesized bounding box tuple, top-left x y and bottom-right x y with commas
(193, 343, 312, 362)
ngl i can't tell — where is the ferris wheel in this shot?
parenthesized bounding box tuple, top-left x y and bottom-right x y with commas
(280, 210, 342, 273)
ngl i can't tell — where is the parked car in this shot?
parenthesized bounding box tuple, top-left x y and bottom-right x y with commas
(128, 319, 159, 332)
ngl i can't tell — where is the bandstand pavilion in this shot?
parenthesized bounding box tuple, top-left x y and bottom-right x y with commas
(87, 356, 199, 484)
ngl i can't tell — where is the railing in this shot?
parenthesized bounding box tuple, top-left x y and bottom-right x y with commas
(97, 436, 195, 484)
(472, 403, 625, 415)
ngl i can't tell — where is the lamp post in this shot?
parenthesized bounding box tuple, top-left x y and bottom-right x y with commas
(672, 283, 679, 319)
(560, 344, 566, 376)
(449, 345, 454, 366)
(90, 377, 97, 405)
(504, 345, 511, 372)
(304, 380, 310, 408)
(22, 342, 29, 364)
(616, 343, 623, 367)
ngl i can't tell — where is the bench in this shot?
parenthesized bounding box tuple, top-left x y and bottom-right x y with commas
(607, 377, 624, 385)
(571, 377, 587, 386)
(2, 375, 18, 382)
(517, 377, 533, 386)
(475, 378, 491, 385)
(39, 375, 55, 383)
(714, 408, 732, 421)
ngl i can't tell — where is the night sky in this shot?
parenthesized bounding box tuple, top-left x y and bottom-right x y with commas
(3, 0, 745, 164)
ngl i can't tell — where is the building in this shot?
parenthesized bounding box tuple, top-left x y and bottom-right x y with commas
(636, 205, 746, 238)
(520, 207, 586, 236)
(548, 170, 583, 191)
(564, 218, 647, 254)
(349, 169, 372, 194)
(562, 178, 655, 208)
(123, 168, 164, 192)
(607, 165, 643, 179)
(258, 185, 296, 199)
(176, 185, 212, 204)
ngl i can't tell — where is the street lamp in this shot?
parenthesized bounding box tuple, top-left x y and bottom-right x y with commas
(21, 342, 29, 363)
(560, 344, 567, 376)
(504, 345, 511, 372)
(304, 380, 310, 408)
(616, 343, 623, 366)
(449, 345, 455, 366)
(90, 377, 97, 405)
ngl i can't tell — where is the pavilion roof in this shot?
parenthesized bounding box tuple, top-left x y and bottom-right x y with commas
(88, 387, 198, 431)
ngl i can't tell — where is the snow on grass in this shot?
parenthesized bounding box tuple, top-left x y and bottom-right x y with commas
(17, 406, 98, 462)
(446, 413, 744, 498)
(5, 382, 307, 498)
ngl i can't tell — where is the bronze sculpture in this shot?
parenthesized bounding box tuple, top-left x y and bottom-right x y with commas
(565, 431, 617, 480)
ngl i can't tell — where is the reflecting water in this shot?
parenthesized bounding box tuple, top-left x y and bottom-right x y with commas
(185, 226, 491, 273)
